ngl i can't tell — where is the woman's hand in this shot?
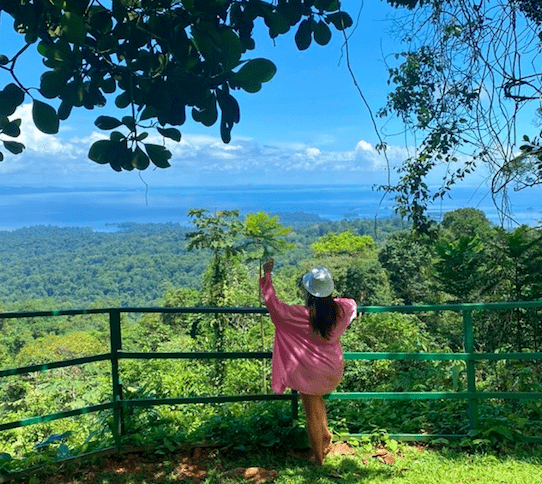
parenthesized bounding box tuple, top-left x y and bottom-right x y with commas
(263, 259, 274, 274)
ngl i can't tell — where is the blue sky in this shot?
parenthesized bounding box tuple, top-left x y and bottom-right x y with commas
(3, 0, 539, 231)
(0, 1, 431, 190)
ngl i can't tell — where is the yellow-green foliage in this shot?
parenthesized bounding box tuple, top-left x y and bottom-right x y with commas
(16, 332, 107, 366)
(311, 231, 377, 257)
(243, 211, 294, 260)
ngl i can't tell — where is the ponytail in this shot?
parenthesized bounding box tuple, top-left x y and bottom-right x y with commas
(307, 294, 341, 339)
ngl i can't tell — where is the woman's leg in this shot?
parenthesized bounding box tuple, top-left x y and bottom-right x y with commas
(322, 409, 332, 456)
(300, 393, 328, 465)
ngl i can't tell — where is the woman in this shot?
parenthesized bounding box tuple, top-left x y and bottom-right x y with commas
(259, 259, 357, 465)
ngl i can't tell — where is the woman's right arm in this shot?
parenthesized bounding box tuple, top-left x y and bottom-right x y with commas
(259, 260, 293, 323)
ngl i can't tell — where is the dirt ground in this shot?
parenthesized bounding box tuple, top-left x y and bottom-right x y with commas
(36, 442, 360, 484)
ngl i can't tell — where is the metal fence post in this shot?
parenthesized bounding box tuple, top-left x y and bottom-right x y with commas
(109, 309, 123, 450)
(463, 310, 478, 433)
(291, 390, 298, 421)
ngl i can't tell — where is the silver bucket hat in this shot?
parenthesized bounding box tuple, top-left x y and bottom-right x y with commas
(302, 266, 334, 298)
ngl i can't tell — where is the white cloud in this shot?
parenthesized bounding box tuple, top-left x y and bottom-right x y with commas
(11, 104, 82, 158)
(0, 109, 410, 187)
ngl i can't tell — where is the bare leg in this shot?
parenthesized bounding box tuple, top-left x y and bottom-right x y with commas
(322, 406, 332, 441)
(300, 393, 328, 465)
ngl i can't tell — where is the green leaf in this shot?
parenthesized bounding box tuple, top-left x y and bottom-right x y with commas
(61, 12, 87, 45)
(115, 91, 131, 109)
(97, 35, 118, 54)
(191, 27, 218, 67)
(140, 105, 158, 121)
(145, 143, 172, 168)
(95, 116, 122, 130)
(4, 84, 25, 106)
(132, 145, 150, 170)
(264, 12, 290, 37)
(0, 84, 25, 116)
(40, 70, 72, 99)
(89, 7, 113, 34)
(58, 100, 73, 120)
(313, 20, 332, 46)
(32, 100, 60, 134)
(3, 140, 25, 154)
(1, 121, 21, 138)
(110, 131, 125, 142)
(88, 139, 112, 164)
(314, 0, 339, 10)
(231, 58, 277, 93)
(192, 97, 218, 126)
(0, 55, 9, 66)
(295, 19, 312, 50)
(219, 29, 243, 71)
(121, 116, 136, 131)
(279, 1, 303, 25)
(101, 77, 116, 93)
(216, 88, 240, 143)
(25, 32, 38, 44)
(157, 127, 182, 142)
(0, 151, 4, 162)
(326, 11, 353, 30)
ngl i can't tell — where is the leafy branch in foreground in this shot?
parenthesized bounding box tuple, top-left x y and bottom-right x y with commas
(0, 0, 352, 171)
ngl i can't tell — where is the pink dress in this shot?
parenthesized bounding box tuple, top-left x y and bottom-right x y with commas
(259, 273, 357, 396)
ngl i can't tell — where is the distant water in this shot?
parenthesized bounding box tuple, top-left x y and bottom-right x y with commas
(0, 184, 541, 231)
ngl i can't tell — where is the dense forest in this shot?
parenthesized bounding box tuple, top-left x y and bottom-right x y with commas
(0, 215, 405, 310)
(1, 208, 542, 472)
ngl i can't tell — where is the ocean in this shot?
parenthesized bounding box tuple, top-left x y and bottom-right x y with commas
(0, 184, 541, 231)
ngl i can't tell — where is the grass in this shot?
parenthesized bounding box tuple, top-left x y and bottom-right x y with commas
(15, 443, 542, 484)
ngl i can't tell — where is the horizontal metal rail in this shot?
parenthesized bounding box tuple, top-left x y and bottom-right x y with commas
(0, 403, 114, 432)
(1, 301, 542, 477)
(0, 299, 541, 320)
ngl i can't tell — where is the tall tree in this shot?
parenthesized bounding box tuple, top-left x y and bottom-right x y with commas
(0, 0, 352, 169)
(493, 226, 542, 351)
(378, 231, 433, 305)
(242, 211, 294, 393)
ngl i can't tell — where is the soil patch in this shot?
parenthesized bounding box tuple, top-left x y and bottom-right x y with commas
(24, 447, 280, 484)
(21, 442, 366, 483)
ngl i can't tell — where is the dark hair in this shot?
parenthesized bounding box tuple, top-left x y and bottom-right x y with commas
(306, 293, 341, 340)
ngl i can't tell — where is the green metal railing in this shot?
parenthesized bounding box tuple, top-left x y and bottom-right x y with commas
(1, 300, 542, 458)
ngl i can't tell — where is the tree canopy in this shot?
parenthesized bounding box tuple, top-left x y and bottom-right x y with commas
(0, 0, 352, 170)
(379, 0, 542, 230)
